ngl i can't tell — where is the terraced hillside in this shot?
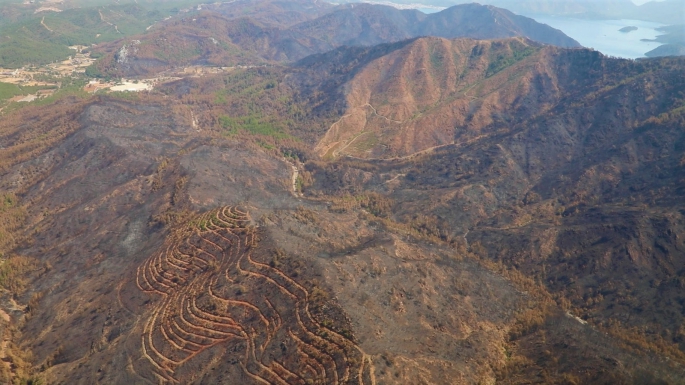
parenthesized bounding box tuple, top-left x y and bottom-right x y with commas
(136, 206, 374, 384)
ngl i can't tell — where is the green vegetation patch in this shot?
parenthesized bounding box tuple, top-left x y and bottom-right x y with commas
(0, 82, 24, 101)
(0, 1, 204, 68)
(349, 131, 378, 154)
(220, 114, 291, 139)
(428, 41, 445, 70)
(0, 77, 88, 115)
(486, 45, 538, 78)
(0, 82, 56, 102)
(0, 37, 72, 69)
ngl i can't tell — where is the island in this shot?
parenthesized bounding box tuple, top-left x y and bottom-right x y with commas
(620, 26, 638, 32)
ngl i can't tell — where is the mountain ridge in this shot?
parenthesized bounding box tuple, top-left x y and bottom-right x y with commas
(337, 0, 683, 25)
(92, 1, 580, 77)
(301, 38, 685, 378)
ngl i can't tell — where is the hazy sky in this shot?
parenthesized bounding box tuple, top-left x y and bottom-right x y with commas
(631, 0, 665, 4)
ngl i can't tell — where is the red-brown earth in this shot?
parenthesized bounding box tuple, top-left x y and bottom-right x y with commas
(0, 33, 683, 385)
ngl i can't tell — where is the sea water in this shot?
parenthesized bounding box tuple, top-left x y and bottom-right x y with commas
(532, 16, 666, 59)
(417, 7, 441, 14)
(370, 2, 666, 59)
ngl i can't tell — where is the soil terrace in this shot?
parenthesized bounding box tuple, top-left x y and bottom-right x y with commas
(136, 206, 375, 384)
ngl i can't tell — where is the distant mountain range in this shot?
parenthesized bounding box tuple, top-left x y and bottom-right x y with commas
(0, 0, 679, 69)
(644, 24, 685, 58)
(646, 43, 685, 58)
(338, 0, 685, 25)
(93, 1, 580, 77)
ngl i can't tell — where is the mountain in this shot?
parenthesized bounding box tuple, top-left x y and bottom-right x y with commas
(417, 3, 580, 48)
(336, 0, 683, 25)
(93, 14, 272, 77)
(632, 0, 685, 25)
(312, 37, 554, 158)
(646, 43, 685, 57)
(312, 35, 685, 160)
(288, 3, 426, 48)
(470, 0, 637, 18)
(303, 36, 685, 380)
(210, 0, 336, 28)
(92, 1, 579, 77)
(0, 1, 267, 69)
(0, 3, 157, 68)
(0, 85, 540, 384)
(643, 24, 685, 58)
(1, 31, 685, 384)
(288, 2, 578, 54)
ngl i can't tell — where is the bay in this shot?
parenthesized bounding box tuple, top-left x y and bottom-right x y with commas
(532, 16, 666, 59)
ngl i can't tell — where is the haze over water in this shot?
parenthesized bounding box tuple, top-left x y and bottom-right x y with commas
(514, 17, 665, 59)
